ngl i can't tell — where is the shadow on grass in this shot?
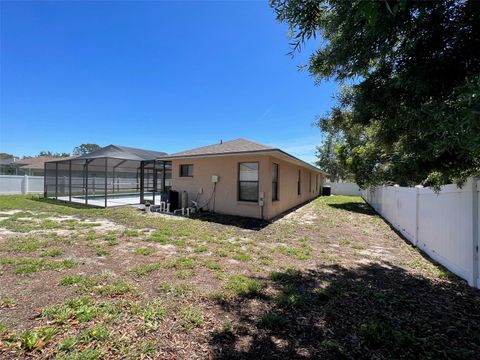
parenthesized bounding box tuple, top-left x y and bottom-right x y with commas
(32, 196, 96, 210)
(327, 201, 375, 216)
(209, 263, 480, 359)
(191, 198, 322, 231)
(190, 211, 270, 230)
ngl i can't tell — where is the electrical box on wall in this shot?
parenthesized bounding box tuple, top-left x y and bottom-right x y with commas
(211, 175, 219, 183)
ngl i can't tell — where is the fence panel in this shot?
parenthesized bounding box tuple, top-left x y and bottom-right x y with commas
(395, 187, 417, 244)
(325, 182, 362, 196)
(0, 175, 45, 195)
(417, 184, 473, 283)
(362, 178, 479, 288)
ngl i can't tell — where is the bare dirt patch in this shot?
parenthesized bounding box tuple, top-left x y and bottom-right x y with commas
(0, 195, 479, 359)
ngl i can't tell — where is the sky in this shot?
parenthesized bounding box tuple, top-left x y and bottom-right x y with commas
(0, 0, 338, 164)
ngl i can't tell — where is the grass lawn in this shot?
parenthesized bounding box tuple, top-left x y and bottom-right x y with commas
(0, 195, 479, 359)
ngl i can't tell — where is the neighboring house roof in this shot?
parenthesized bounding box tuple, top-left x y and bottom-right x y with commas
(0, 157, 18, 165)
(158, 138, 326, 174)
(50, 145, 167, 162)
(15, 156, 72, 170)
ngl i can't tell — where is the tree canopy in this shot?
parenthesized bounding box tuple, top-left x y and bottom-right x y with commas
(73, 143, 101, 156)
(0, 153, 14, 159)
(271, 0, 480, 188)
(315, 128, 351, 182)
(38, 151, 70, 158)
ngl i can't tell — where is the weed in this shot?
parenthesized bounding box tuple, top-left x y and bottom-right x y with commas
(269, 268, 302, 282)
(258, 312, 287, 329)
(1, 296, 15, 308)
(129, 262, 162, 276)
(135, 247, 154, 256)
(149, 227, 173, 243)
(179, 305, 204, 331)
(0, 320, 6, 336)
(274, 287, 305, 308)
(95, 248, 109, 256)
(158, 282, 191, 297)
(78, 326, 110, 342)
(143, 299, 166, 331)
(20, 327, 57, 351)
(96, 280, 136, 296)
(215, 249, 228, 257)
(233, 251, 252, 262)
(203, 259, 222, 270)
(58, 336, 78, 351)
(224, 274, 262, 297)
(42, 297, 97, 324)
(41, 248, 62, 257)
(277, 244, 312, 260)
(194, 245, 208, 253)
(0, 257, 75, 274)
(351, 243, 365, 250)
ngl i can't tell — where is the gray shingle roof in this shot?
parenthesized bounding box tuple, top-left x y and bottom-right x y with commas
(157, 138, 326, 174)
(160, 138, 275, 158)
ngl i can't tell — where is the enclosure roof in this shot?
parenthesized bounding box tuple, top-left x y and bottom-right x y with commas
(63, 145, 166, 161)
(157, 138, 326, 174)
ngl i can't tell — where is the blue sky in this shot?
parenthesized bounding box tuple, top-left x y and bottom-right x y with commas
(1, 1, 337, 164)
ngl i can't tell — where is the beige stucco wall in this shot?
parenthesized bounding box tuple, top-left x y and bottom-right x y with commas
(170, 155, 324, 220)
(266, 156, 324, 219)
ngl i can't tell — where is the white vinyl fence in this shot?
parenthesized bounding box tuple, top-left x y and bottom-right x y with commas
(0, 175, 44, 195)
(325, 182, 362, 196)
(362, 177, 480, 288)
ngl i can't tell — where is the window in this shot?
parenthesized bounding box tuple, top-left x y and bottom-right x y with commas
(238, 162, 259, 201)
(180, 164, 193, 177)
(297, 170, 301, 195)
(272, 163, 279, 201)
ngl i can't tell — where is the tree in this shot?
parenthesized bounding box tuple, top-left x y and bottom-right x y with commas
(73, 144, 101, 156)
(315, 126, 351, 182)
(271, 0, 480, 188)
(38, 151, 70, 157)
(0, 153, 14, 159)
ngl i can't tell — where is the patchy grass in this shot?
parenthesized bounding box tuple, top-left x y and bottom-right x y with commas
(1, 195, 479, 359)
(179, 305, 204, 331)
(0, 257, 75, 274)
(134, 246, 155, 256)
(223, 274, 263, 298)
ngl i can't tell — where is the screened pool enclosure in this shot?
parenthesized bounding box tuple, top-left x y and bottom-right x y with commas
(44, 145, 171, 207)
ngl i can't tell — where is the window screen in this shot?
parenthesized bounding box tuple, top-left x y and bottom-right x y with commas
(180, 164, 193, 177)
(272, 163, 278, 201)
(238, 162, 259, 201)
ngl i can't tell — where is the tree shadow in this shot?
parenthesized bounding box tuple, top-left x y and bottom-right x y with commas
(327, 201, 375, 215)
(209, 264, 480, 359)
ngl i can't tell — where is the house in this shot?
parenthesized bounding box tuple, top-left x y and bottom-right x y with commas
(15, 156, 71, 176)
(0, 156, 19, 175)
(44, 139, 326, 219)
(156, 139, 326, 220)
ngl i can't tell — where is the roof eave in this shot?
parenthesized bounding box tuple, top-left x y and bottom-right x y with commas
(157, 149, 327, 175)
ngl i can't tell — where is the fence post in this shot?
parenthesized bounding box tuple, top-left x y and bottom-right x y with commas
(415, 186, 420, 247)
(21, 175, 28, 194)
(472, 177, 479, 288)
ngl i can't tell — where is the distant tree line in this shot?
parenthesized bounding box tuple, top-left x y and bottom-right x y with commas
(1, 144, 101, 160)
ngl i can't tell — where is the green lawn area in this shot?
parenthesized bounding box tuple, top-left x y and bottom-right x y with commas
(0, 195, 479, 359)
